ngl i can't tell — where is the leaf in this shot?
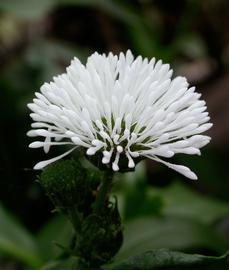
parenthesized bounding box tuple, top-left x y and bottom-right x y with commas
(114, 216, 227, 263)
(0, 203, 42, 269)
(109, 249, 229, 270)
(36, 214, 73, 262)
(155, 182, 229, 224)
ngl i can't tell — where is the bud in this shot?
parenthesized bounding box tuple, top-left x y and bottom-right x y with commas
(38, 159, 100, 216)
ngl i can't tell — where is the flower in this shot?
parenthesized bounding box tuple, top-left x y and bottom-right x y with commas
(27, 50, 212, 179)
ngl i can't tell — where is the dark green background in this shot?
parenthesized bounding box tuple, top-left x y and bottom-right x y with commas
(0, 1, 229, 269)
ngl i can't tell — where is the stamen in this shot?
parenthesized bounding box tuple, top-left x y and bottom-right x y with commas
(113, 134, 120, 144)
(99, 131, 113, 145)
(125, 152, 134, 168)
(44, 128, 51, 153)
(71, 137, 91, 147)
(112, 152, 120, 171)
(95, 120, 104, 130)
(102, 149, 113, 164)
(127, 132, 137, 147)
(117, 145, 123, 153)
(86, 143, 104, 155)
(119, 129, 130, 142)
(111, 117, 121, 136)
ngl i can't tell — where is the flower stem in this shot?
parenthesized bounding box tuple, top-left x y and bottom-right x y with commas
(68, 207, 82, 232)
(93, 171, 114, 214)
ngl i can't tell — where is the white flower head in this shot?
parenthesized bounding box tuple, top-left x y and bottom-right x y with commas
(27, 50, 212, 180)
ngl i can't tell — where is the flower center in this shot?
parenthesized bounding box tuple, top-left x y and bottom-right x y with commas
(85, 116, 150, 171)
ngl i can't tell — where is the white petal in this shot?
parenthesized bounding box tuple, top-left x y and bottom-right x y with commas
(34, 147, 77, 170)
(148, 155, 198, 180)
(27, 50, 212, 178)
(29, 141, 73, 148)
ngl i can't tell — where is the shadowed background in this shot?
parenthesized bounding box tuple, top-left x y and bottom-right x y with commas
(0, 0, 229, 269)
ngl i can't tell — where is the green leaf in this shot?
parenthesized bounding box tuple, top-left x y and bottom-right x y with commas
(114, 216, 227, 263)
(155, 182, 229, 224)
(109, 249, 229, 270)
(36, 215, 73, 262)
(0, 204, 42, 269)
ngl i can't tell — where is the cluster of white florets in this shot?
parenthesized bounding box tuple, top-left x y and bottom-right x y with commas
(28, 50, 212, 179)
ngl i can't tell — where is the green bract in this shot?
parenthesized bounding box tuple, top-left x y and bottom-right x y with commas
(39, 159, 123, 268)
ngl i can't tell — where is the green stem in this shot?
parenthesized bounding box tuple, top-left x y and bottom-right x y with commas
(68, 207, 82, 232)
(93, 171, 114, 214)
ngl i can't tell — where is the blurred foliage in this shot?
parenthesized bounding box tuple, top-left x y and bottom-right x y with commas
(0, 164, 229, 269)
(0, 204, 42, 269)
(115, 164, 229, 254)
(0, 0, 229, 269)
(109, 249, 229, 270)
